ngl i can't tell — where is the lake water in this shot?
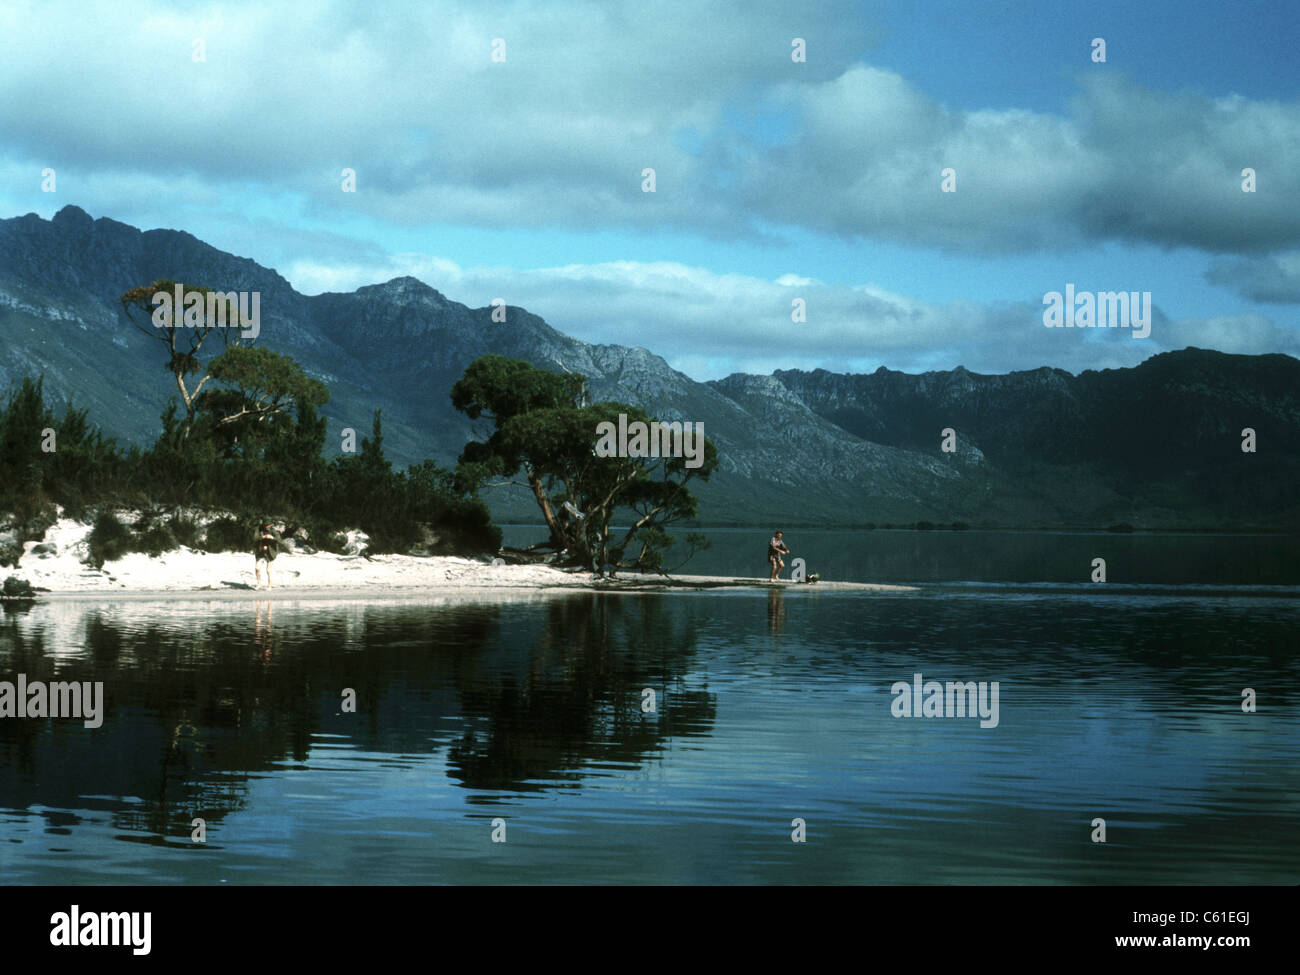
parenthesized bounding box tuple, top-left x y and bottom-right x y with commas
(2, 530, 1296, 884)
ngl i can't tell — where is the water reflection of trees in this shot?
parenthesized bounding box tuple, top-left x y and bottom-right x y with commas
(447, 595, 716, 791)
(0, 594, 716, 845)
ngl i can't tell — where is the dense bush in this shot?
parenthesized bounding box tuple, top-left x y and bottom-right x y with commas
(87, 510, 134, 568)
(0, 538, 21, 569)
(2, 576, 36, 598)
(136, 523, 177, 558)
(0, 377, 127, 521)
(0, 508, 56, 567)
(203, 517, 252, 553)
(311, 414, 501, 556)
(300, 518, 347, 555)
(167, 513, 202, 548)
(1, 374, 503, 560)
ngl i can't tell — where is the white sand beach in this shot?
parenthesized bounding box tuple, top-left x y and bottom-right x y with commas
(7, 517, 916, 598)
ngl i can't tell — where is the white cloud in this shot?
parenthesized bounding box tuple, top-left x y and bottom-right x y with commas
(2, 2, 1296, 253)
(1205, 253, 1300, 303)
(279, 254, 1300, 378)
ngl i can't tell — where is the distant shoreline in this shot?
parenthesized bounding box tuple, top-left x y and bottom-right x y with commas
(503, 522, 1300, 536)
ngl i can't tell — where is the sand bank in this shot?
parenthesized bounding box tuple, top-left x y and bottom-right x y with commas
(8, 518, 916, 599)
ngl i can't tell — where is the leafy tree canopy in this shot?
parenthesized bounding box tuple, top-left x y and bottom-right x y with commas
(452, 355, 716, 572)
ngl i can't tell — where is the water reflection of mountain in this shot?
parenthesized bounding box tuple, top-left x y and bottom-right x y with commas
(0, 594, 716, 843)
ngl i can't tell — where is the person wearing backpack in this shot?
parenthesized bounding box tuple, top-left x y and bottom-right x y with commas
(254, 523, 278, 590)
(767, 530, 791, 582)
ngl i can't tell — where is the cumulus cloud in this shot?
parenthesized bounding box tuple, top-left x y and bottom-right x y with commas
(1154, 312, 1300, 354)
(282, 255, 1300, 378)
(735, 69, 1300, 252)
(2, 1, 1296, 253)
(0, 0, 871, 233)
(3, 1, 1295, 379)
(1205, 253, 1300, 303)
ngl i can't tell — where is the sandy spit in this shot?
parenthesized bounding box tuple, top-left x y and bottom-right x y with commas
(8, 518, 916, 600)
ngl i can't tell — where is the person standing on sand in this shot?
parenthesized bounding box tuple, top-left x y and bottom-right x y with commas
(768, 530, 790, 582)
(254, 523, 278, 590)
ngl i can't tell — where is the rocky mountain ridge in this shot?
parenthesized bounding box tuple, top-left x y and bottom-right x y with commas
(2, 206, 1295, 528)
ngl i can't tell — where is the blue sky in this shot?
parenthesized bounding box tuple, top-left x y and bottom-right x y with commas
(1, 0, 1297, 378)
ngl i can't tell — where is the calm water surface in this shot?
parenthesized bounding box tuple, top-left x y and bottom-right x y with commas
(1, 531, 1296, 884)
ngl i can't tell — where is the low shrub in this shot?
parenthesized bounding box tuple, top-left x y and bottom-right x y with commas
(87, 510, 133, 568)
(2, 576, 36, 598)
(137, 523, 177, 558)
(203, 516, 252, 553)
(0, 531, 21, 568)
(167, 513, 202, 548)
(303, 518, 348, 555)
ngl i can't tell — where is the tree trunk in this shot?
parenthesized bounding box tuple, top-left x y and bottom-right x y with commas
(175, 372, 195, 441)
(528, 467, 563, 549)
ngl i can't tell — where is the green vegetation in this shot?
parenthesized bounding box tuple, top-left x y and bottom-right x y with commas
(2, 576, 37, 599)
(167, 512, 202, 548)
(0, 279, 503, 562)
(86, 510, 134, 567)
(452, 354, 716, 572)
(0, 371, 499, 561)
(0, 375, 125, 529)
(3, 306, 722, 573)
(201, 516, 251, 553)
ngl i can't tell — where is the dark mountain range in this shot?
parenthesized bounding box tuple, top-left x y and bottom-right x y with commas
(1, 206, 1295, 528)
(771, 351, 1300, 528)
